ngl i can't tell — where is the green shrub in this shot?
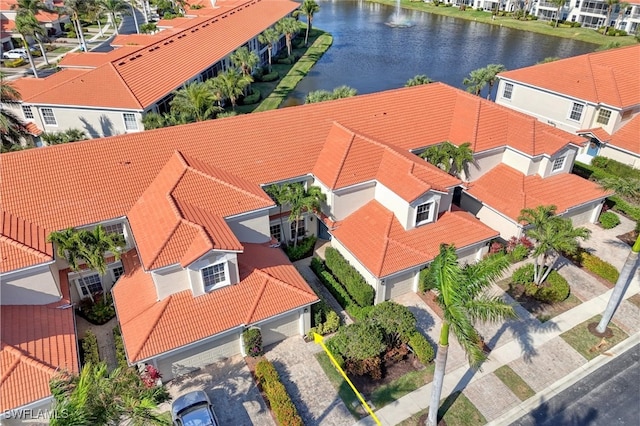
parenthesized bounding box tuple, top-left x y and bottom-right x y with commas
(4, 58, 25, 68)
(508, 244, 530, 263)
(581, 252, 619, 284)
(243, 328, 263, 357)
(82, 330, 100, 366)
(408, 331, 434, 365)
(324, 247, 375, 307)
(255, 360, 303, 426)
(592, 157, 640, 179)
(241, 89, 261, 105)
(419, 266, 436, 292)
(534, 270, 570, 303)
(78, 293, 116, 325)
(346, 305, 374, 322)
(599, 211, 620, 229)
(322, 310, 340, 334)
(276, 55, 295, 65)
(310, 300, 340, 335)
(328, 322, 385, 378)
(512, 264, 534, 285)
(190, 3, 203, 8)
(608, 196, 640, 222)
(113, 326, 128, 369)
(367, 301, 416, 344)
(283, 236, 316, 261)
(260, 71, 279, 82)
(310, 257, 356, 309)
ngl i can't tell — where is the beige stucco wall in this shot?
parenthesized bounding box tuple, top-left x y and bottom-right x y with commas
(332, 182, 376, 221)
(539, 146, 578, 177)
(0, 263, 61, 305)
(460, 193, 519, 240)
(502, 148, 533, 174)
(464, 149, 504, 181)
(375, 182, 411, 228)
(599, 145, 640, 169)
(153, 264, 190, 301)
(226, 210, 271, 244)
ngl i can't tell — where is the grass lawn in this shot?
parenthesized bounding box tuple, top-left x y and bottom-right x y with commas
(627, 293, 640, 309)
(315, 352, 363, 419)
(48, 46, 74, 55)
(560, 315, 628, 360)
(493, 365, 535, 401)
(235, 28, 333, 114)
(368, 0, 638, 47)
(370, 363, 435, 409)
(397, 392, 485, 426)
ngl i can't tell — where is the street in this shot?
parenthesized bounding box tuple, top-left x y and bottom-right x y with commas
(511, 344, 640, 425)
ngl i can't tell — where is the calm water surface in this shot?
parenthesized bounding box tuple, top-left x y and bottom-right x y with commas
(283, 0, 596, 105)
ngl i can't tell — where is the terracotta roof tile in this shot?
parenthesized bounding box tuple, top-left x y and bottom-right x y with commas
(578, 126, 611, 143)
(332, 201, 498, 277)
(609, 115, 640, 155)
(113, 245, 317, 362)
(499, 45, 640, 109)
(58, 46, 142, 69)
(466, 164, 611, 221)
(0, 212, 53, 273)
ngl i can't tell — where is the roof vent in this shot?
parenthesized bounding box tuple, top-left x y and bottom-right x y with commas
(118, 61, 126, 65)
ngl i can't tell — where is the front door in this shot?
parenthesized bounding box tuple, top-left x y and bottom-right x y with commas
(587, 140, 600, 157)
(318, 220, 331, 240)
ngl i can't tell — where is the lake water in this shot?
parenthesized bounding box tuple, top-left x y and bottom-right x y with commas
(283, 0, 596, 105)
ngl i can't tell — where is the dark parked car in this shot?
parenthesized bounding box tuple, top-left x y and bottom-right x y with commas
(171, 390, 220, 426)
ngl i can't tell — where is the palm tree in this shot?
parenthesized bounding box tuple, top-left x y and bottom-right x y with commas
(283, 183, 325, 247)
(405, 75, 434, 87)
(275, 17, 299, 56)
(596, 234, 640, 333)
(15, 13, 49, 66)
(451, 142, 474, 178)
(463, 67, 488, 97)
(420, 141, 473, 177)
(603, 0, 620, 35)
(1, 109, 31, 152)
(212, 69, 252, 110)
(127, 0, 140, 34)
(61, 0, 89, 51)
(169, 82, 221, 122)
(14, 15, 40, 77)
(293, 0, 319, 46)
(265, 184, 288, 243)
(258, 27, 280, 72)
(426, 245, 516, 426)
(614, 2, 630, 30)
(599, 177, 640, 202)
(98, 0, 130, 36)
(518, 205, 591, 285)
(12, 0, 56, 15)
(1, 73, 21, 101)
(484, 63, 506, 100)
(548, 0, 566, 27)
(230, 46, 259, 77)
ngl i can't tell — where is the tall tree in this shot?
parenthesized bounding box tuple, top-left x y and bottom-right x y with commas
(283, 183, 325, 247)
(61, 0, 90, 51)
(484, 63, 506, 100)
(405, 74, 434, 87)
(518, 205, 591, 285)
(230, 46, 259, 77)
(1, 72, 21, 101)
(603, 0, 620, 35)
(14, 14, 40, 77)
(275, 17, 299, 56)
(128, 0, 140, 34)
(0, 108, 31, 152)
(463, 67, 488, 97)
(258, 27, 280, 72)
(169, 81, 221, 122)
(549, 0, 566, 27)
(596, 235, 640, 333)
(265, 184, 288, 243)
(98, 0, 130, 36)
(15, 13, 49, 66)
(614, 2, 630, 30)
(211, 69, 252, 110)
(293, 0, 319, 46)
(426, 245, 516, 426)
(420, 141, 474, 177)
(12, 0, 56, 15)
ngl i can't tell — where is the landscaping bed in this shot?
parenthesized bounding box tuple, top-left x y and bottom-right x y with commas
(618, 229, 639, 247)
(498, 279, 581, 322)
(560, 315, 628, 360)
(398, 392, 485, 426)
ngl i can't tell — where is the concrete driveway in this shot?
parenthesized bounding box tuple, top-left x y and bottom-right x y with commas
(160, 355, 274, 426)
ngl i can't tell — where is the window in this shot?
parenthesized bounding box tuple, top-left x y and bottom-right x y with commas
(103, 223, 124, 237)
(569, 103, 584, 121)
(552, 156, 565, 172)
(123, 113, 138, 131)
(76, 274, 102, 297)
(41, 108, 57, 126)
(596, 108, 611, 125)
(290, 220, 305, 240)
(22, 105, 34, 120)
(416, 202, 435, 225)
(202, 263, 226, 290)
(270, 224, 282, 242)
(502, 83, 513, 100)
(111, 266, 124, 282)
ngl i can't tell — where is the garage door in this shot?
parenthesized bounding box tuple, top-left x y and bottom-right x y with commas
(156, 332, 241, 380)
(261, 313, 300, 347)
(387, 272, 414, 299)
(566, 204, 596, 226)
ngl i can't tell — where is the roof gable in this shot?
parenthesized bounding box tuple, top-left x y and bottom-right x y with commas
(0, 212, 53, 273)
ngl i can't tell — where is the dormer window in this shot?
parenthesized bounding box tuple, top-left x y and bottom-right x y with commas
(202, 262, 229, 291)
(416, 201, 435, 226)
(551, 156, 566, 172)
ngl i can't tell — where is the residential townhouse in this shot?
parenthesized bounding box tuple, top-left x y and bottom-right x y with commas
(0, 0, 68, 51)
(0, 83, 609, 420)
(496, 45, 640, 167)
(2, 0, 293, 140)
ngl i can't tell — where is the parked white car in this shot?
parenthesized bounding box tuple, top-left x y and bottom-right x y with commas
(2, 48, 29, 59)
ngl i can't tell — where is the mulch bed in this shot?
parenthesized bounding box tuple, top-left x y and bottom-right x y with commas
(417, 291, 444, 319)
(618, 230, 638, 247)
(504, 283, 580, 321)
(349, 352, 422, 398)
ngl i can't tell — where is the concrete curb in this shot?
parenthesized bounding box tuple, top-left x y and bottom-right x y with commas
(486, 332, 640, 426)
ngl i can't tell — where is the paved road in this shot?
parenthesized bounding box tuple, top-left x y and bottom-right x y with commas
(511, 344, 640, 426)
(92, 8, 146, 52)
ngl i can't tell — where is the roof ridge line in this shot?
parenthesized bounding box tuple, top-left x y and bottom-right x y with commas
(250, 267, 316, 298)
(0, 344, 57, 386)
(130, 296, 172, 361)
(0, 235, 52, 261)
(245, 275, 269, 324)
(106, 62, 145, 109)
(329, 122, 357, 188)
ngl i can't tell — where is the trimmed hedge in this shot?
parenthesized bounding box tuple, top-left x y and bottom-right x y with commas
(512, 264, 534, 285)
(324, 247, 375, 307)
(512, 264, 570, 303)
(607, 196, 640, 222)
(581, 251, 619, 284)
(260, 71, 279, 82)
(419, 266, 436, 293)
(241, 89, 261, 105)
(283, 236, 316, 261)
(243, 328, 264, 357)
(255, 360, 303, 426)
(113, 326, 128, 369)
(599, 211, 620, 229)
(408, 331, 435, 365)
(82, 330, 100, 366)
(592, 156, 640, 179)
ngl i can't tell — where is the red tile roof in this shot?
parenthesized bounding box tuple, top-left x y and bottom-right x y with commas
(58, 46, 141, 69)
(0, 0, 65, 23)
(24, 122, 42, 136)
(332, 200, 498, 277)
(466, 164, 611, 222)
(313, 123, 459, 201)
(499, 45, 640, 109)
(1, 84, 582, 273)
(578, 126, 611, 143)
(0, 273, 78, 410)
(112, 245, 317, 362)
(127, 151, 272, 270)
(609, 115, 640, 155)
(12, 0, 299, 109)
(0, 212, 53, 273)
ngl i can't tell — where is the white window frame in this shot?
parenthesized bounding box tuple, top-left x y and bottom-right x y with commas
(201, 262, 230, 291)
(74, 273, 103, 298)
(596, 108, 611, 125)
(22, 105, 34, 120)
(290, 219, 306, 240)
(502, 82, 514, 100)
(40, 108, 57, 126)
(551, 156, 566, 172)
(270, 223, 282, 242)
(568, 103, 584, 122)
(415, 201, 436, 226)
(110, 264, 124, 283)
(122, 113, 138, 131)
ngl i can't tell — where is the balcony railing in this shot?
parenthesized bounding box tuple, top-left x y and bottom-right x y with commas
(580, 6, 607, 15)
